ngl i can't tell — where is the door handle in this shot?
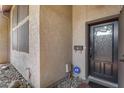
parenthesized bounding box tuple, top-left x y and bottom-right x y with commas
(119, 54, 124, 62)
(120, 59, 124, 62)
(90, 47, 93, 58)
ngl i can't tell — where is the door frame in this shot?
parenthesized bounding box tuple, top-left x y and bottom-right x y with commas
(85, 14, 119, 82)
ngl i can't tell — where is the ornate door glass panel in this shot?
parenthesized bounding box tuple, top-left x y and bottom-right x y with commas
(94, 24, 113, 62)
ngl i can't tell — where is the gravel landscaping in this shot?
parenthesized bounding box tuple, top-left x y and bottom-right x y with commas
(0, 64, 32, 88)
(0, 64, 105, 88)
(56, 77, 84, 88)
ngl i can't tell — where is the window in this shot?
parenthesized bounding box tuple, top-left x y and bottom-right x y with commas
(12, 5, 29, 53)
(12, 6, 17, 28)
(18, 21, 29, 53)
(18, 5, 29, 23)
(12, 29, 18, 50)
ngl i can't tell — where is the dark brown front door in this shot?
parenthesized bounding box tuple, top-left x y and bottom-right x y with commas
(89, 21, 118, 83)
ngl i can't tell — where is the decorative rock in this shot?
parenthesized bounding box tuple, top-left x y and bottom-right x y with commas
(8, 80, 21, 88)
(0, 71, 2, 74)
(0, 64, 32, 88)
(0, 80, 2, 84)
(1, 65, 9, 70)
(56, 77, 83, 88)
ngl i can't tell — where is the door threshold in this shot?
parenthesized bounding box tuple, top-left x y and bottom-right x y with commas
(88, 76, 118, 88)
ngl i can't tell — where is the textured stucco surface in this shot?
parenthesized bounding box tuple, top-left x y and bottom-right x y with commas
(0, 14, 9, 64)
(9, 5, 122, 88)
(40, 5, 72, 87)
(72, 5, 122, 80)
(10, 6, 40, 88)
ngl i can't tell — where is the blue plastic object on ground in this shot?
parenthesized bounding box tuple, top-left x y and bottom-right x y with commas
(73, 66, 80, 74)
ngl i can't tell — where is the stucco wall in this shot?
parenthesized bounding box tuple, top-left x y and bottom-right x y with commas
(0, 14, 9, 64)
(72, 5, 122, 80)
(9, 5, 122, 88)
(40, 5, 72, 87)
(10, 5, 40, 87)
